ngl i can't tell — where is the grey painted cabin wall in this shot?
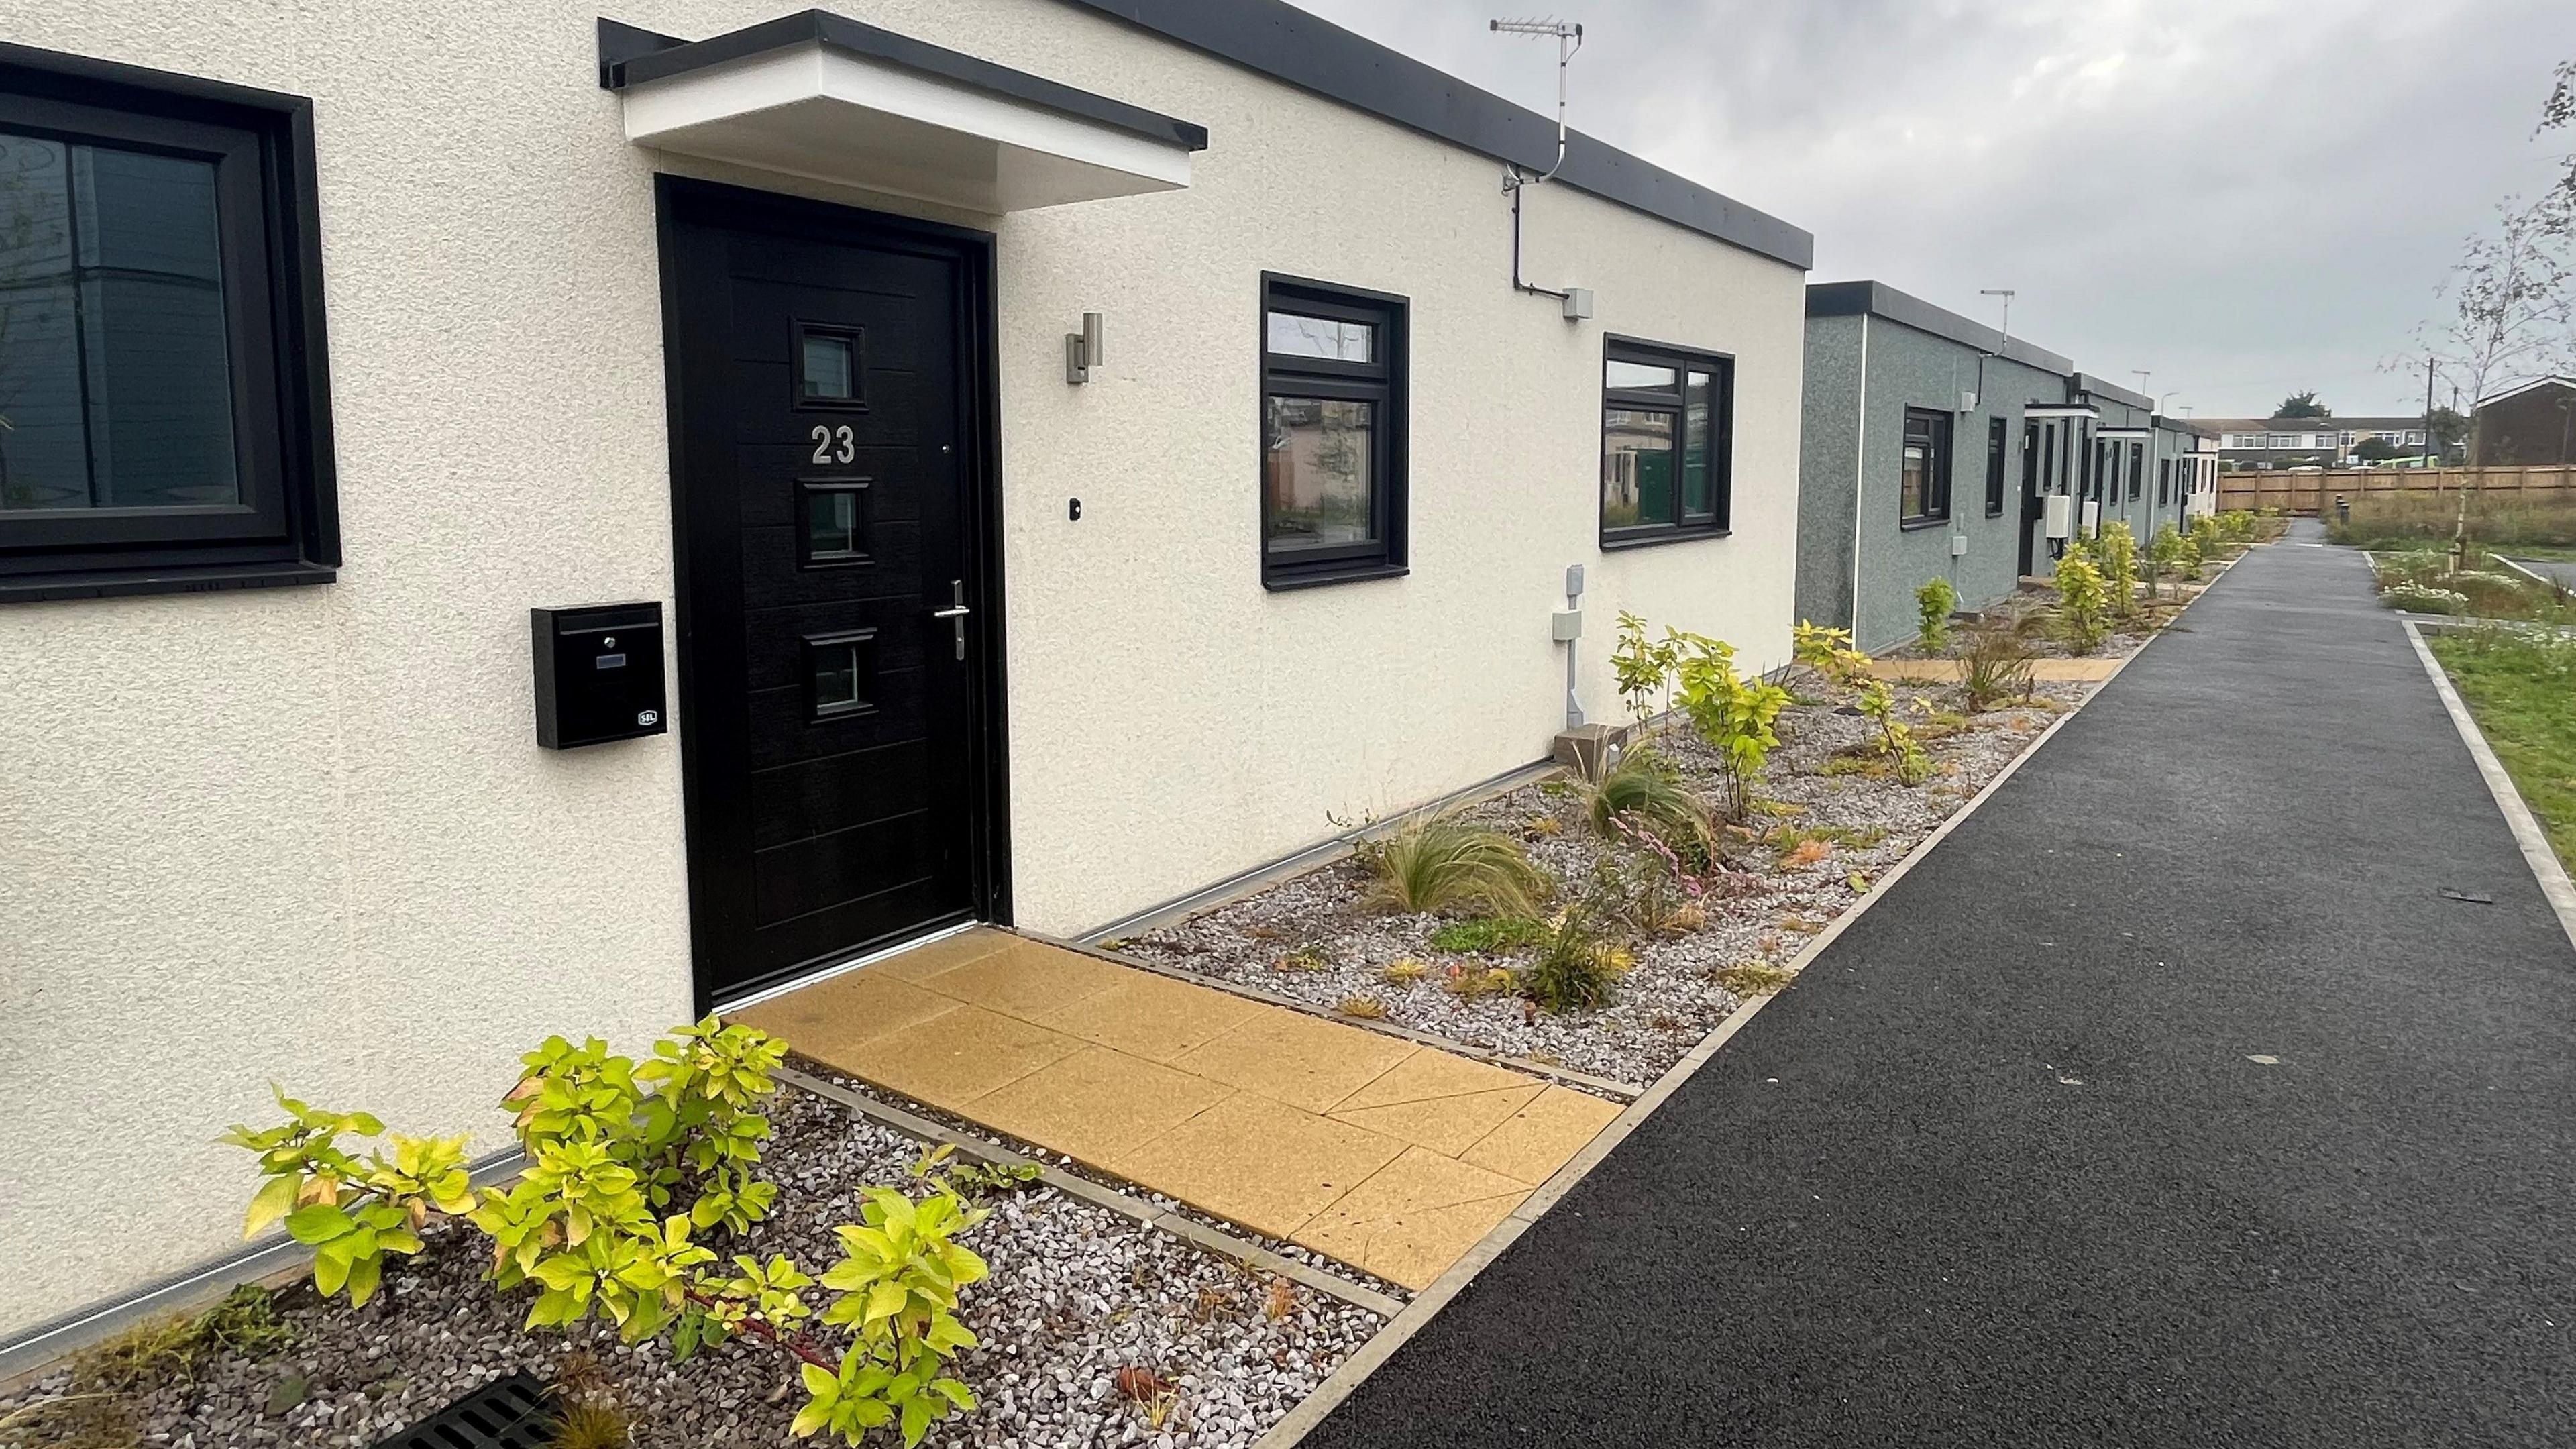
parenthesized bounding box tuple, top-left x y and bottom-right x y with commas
(1797, 311, 2074, 654)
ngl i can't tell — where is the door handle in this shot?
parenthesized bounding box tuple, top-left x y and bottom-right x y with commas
(932, 580, 971, 659)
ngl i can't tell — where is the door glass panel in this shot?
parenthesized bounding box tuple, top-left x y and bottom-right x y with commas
(1602, 408, 1676, 527)
(1265, 311, 1372, 362)
(804, 484, 866, 563)
(1681, 370, 1714, 519)
(800, 331, 856, 402)
(808, 633, 875, 718)
(1263, 396, 1375, 551)
(0, 131, 237, 511)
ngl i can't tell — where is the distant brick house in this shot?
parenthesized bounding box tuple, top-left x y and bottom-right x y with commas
(2469, 376, 2576, 465)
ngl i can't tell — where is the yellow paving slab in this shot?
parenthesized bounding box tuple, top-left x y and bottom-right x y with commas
(735, 930, 1628, 1290)
(1331, 1085, 1546, 1157)
(731, 967, 959, 1049)
(916, 938, 1131, 1018)
(1168, 1006, 1419, 1114)
(1030, 967, 1266, 1063)
(1330, 1044, 1536, 1111)
(812, 1002, 1086, 1105)
(867, 926, 1017, 983)
(965, 1046, 1235, 1168)
(1461, 1085, 1625, 1185)
(1110, 1093, 1405, 1239)
(1291, 1148, 1532, 1291)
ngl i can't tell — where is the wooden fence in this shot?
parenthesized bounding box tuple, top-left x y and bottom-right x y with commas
(2217, 466, 2576, 516)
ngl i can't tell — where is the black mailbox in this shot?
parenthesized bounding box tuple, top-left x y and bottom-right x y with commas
(531, 602, 667, 749)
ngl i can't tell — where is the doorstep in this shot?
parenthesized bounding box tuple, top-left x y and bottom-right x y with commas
(727, 928, 1621, 1291)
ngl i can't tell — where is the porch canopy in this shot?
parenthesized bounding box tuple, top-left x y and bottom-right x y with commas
(599, 12, 1206, 213)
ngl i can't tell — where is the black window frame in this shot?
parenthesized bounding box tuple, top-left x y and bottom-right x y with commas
(2158, 456, 2172, 506)
(1597, 336, 1734, 549)
(1899, 407, 1952, 528)
(1984, 415, 2008, 517)
(1257, 272, 1407, 591)
(0, 42, 338, 604)
(2129, 441, 2145, 501)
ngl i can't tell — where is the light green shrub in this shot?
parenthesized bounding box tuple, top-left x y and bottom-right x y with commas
(1915, 576, 1958, 653)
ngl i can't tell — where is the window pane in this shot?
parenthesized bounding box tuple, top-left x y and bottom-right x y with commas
(0, 133, 237, 512)
(1264, 396, 1375, 551)
(1681, 371, 1714, 517)
(1266, 311, 1373, 362)
(74, 145, 237, 508)
(801, 333, 855, 400)
(0, 133, 89, 509)
(810, 637, 874, 717)
(1605, 358, 1678, 391)
(1602, 408, 1676, 527)
(806, 487, 863, 559)
(1902, 441, 1928, 519)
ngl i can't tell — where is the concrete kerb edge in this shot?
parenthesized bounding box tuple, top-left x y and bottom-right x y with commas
(773, 1066, 1408, 1320)
(2398, 618, 2576, 955)
(1250, 570, 2208, 1449)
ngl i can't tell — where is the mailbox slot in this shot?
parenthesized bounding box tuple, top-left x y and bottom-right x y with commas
(533, 601, 667, 749)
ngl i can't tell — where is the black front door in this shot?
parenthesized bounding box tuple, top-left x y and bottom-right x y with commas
(2019, 421, 2042, 577)
(658, 179, 1004, 1008)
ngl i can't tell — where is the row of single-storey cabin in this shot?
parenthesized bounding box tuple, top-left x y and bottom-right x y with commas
(1794, 282, 2211, 652)
(0, 0, 1824, 1342)
(0, 0, 2207, 1350)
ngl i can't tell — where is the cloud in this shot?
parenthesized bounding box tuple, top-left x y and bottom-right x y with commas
(1285, 0, 2576, 414)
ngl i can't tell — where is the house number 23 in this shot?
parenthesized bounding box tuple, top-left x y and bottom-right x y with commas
(810, 424, 855, 464)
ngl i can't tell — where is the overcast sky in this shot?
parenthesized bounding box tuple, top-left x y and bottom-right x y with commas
(1285, 0, 2575, 419)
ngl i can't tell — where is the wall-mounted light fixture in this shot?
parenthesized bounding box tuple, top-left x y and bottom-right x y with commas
(1064, 311, 1103, 385)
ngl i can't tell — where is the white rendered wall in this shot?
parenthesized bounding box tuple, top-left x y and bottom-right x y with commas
(0, 0, 1803, 1335)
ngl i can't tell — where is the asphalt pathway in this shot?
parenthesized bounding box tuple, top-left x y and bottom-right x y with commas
(2507, 554, 2576, 592)
(1309, 525, 2576, 1448)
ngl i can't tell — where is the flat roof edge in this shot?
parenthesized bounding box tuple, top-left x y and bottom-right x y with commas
(1805, 280, 2074, 376)
(1059, 0, 1813, 269)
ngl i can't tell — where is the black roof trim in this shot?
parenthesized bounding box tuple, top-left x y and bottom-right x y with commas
(1804, 280, 2073, 376)
(1058, 0, 1812, 269)
(2074, 372, 2154, 411)
(596, 13, 1210, 152)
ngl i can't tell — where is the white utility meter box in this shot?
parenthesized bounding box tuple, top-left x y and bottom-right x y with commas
(2082, 500, 2101, 537)
(2043, 494, 2073, 539)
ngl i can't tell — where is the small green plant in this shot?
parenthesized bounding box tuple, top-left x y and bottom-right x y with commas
(228, 1020, 987, 1448)
(1335, 995, 1387, 1019)
(2149, 521, 2187, 584)
(1517, 908, 1627, 1014)
(1915, 576, 1958, 653)
(1426, 916, 1546, 954)
(796, 1185, 987, 1444)
(549, 1396, 635, 1449)
(2096, 522, 2138, 619)
(1956, 621, 2037, 712)
(1381, 957, 1430, 983)
(2054, 551, 2111, 654)
(1852, 678, 1933, 784)
(1793, 621, 1869, 688)
(1610, 610, 1683, 723)
(1273, 947, 1328, 972)
(1584, 743, 1716, 869)
(1674, 631, 1793, 819)
(1359, 814, 1550, 917)
(910, 1143, 1042, 1200)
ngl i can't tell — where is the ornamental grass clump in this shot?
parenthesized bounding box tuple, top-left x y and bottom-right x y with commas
(1584, 743, 1716, 869)
(226, 1018, 989, 1448)
(1360, 812, 1551, 917)
(2054, 551, 2111, 654)
(1956, 621, 2037, 712)
(1517, 907, 1629, 1014)
(1915, 576, 1958, 653)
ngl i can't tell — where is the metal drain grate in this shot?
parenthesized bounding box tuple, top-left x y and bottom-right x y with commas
(371, 1373, 557, 1449)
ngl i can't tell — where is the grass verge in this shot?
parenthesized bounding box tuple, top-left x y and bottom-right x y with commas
(2426, 627, 2576, 874)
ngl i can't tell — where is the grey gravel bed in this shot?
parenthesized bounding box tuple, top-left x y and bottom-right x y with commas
(0, 1087, 1381, 1449)
(1120, 671, 2100, 1086)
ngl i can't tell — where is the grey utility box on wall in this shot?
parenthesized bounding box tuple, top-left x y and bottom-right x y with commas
(531, 601, 667, 749)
